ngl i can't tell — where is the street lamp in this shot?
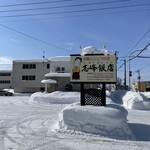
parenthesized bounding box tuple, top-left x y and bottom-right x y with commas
(128, 43, 150, 88)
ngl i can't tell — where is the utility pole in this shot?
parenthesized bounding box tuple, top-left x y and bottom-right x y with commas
(124, 59, 127, 90)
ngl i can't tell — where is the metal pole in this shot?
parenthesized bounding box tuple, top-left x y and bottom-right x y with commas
(128, 44, 150, 89)
(102, 83, 106, 106)
(80, 83, 85, 106)
(137, 70, 141, 92)
(124, 59, 127, 90)
(128, 50, 142, 89)
(129, 56, 131, 88)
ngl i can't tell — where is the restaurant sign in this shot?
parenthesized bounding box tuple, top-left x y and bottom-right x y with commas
(70, 54, 117, 83)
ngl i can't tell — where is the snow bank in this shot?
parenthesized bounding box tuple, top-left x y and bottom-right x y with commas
(110, 90, 127, 104)
(30, 91, 80, 104)
(123, 91, 150, 110)
(51, 103, 134, 140)
(111, 90, 150, 110)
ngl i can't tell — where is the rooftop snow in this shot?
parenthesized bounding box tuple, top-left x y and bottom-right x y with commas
(81, 46, 115, 56)
(45, 73, 70, 77)
(81, 46, 97, 56)
(13, 59, 49, 63)
(49, 56, 70, 62)
(41, 79, 57, 84)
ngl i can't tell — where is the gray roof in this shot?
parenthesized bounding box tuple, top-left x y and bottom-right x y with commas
(13, 59, 49, 63)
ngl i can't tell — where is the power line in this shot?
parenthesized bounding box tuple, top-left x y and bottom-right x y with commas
(0, 23, 76, 53)
(117, 29, 150, 70)
(125, 28, 150, 57)
(0, 0, 130, 13)
(137, 43, 150, 57)
(0, 0, 73, 8)
(1, 8, 150, 24)
(0, 3, 149, 18)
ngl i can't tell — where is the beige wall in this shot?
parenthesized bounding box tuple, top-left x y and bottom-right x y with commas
(12, 60, 50, 93)
(135, 82, 147, 92)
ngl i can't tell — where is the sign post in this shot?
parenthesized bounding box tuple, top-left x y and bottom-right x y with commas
(70, 54, 117, 106)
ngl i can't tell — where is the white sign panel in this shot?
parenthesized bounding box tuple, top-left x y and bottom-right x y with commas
(70, 55, 117, 83)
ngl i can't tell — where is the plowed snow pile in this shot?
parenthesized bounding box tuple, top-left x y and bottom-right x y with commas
(51, 103, 135, 140)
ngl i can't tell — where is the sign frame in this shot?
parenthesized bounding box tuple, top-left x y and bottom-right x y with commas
(70, 54, 117, 83)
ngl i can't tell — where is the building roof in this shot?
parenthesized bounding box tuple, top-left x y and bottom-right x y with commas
(0, 70, 12, 72)
(45, 73, 70, 77)
(49, 56, 70, 62)
(13, 59, 49, 63)
(41, 79, 57, 84)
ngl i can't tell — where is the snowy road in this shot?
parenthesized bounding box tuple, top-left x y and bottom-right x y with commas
(0, 94, 150, 150)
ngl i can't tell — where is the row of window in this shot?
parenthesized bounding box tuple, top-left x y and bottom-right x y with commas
(0, 80, 11, 84)
(22, 64, 50, 69)
(23, 64, 36, 69)
(0, 73, 11, 76)
(22, 75, 35, 81)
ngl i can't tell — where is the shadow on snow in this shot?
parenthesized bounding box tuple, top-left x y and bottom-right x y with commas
(128, 123, 150, 141)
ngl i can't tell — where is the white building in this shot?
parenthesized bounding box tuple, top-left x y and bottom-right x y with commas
(44, 56, 80, 92)
(12, 59, 50, 93)
(0, 70, 12, 90)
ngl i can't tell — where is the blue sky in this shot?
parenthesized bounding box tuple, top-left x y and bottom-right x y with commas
(0, 0, 150, 83)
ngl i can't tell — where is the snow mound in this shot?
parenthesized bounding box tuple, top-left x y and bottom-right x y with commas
(111, 90, 150, 110)
(51, 103, 134, 140)
(123, 91, 150, 110)
(81, 46, 97, 56)
(30, 91, 80, 104)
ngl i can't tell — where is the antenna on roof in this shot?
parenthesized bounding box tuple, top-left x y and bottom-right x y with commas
(79, 45, 82, 53)
(103, 44, 106, 49)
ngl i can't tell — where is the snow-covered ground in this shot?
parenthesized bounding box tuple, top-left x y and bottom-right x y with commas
(0, 91, 150, 150)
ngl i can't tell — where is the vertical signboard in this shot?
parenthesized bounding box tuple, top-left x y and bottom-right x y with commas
(70, 54, 117, 83)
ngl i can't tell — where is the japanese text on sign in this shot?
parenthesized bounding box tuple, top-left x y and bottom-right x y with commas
(70, 55, 117, 83)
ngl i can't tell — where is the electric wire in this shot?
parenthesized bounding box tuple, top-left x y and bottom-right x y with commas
(125, 29, 150, 57)
(0, 3, 149, 18)
(1, 8, 150, 23)
(118, 42, 150, 70)
(0, 0, 130, 13)
(0, 24, 76, 53)
(0, 0, 73, 8)
(117, 29, 150, 70)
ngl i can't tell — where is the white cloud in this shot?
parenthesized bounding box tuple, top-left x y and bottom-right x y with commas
(0, 56, 13, 70)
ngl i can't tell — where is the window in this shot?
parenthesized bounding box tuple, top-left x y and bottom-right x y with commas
(22, 64, 36, 69)
(0, 80, 10, 84)
(22, 75, 36, 81)
(22, 76, 28, 80)
(0, 73, 11, 76)
(56, 67, 60, 73)
(47, 64, 50, 69)
(55, 67, 65, 73)
(62, 67, 65, 73)
(29, 76, 35, 80)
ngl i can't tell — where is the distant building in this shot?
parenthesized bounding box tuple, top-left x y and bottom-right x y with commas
(12, 59, 50, 93)
(0, 70, 12, 90)
(135, 81, 150, 92)
(44, 56, 80, 92)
